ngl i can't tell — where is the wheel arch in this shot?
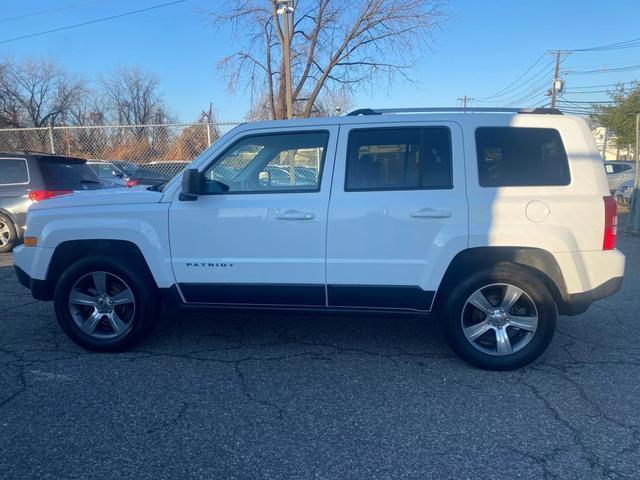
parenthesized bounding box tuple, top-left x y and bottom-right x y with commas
(433, 247, 572, 315)
(41, 239, 158, 301)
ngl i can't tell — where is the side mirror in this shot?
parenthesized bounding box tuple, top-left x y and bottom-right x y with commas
(180, 169, 205, 200)
(206, 179, 230, 194)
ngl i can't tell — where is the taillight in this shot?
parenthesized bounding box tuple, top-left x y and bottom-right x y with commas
(603, 196, 617, 250)
(126, 179, 139, 188)
(28, 190, 73, 202)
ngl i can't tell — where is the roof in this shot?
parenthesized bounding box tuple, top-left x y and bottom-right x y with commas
(233, 107, 577, 133)
(0, 151, 86, 162)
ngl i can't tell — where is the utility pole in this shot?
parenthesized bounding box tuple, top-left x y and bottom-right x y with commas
(550, 50, 562, 109)
(277, 0, 294, 119)
(457, 95, 473, 110)
(548, 50, 570, 108)
(630, 112, 640, 233)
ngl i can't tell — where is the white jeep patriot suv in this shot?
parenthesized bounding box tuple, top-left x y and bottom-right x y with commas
(13, 107, 625, 370)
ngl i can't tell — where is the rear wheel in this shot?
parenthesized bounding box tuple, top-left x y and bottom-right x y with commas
(0, 214, 17, 253)
(54, 256, 159, 351)
(442, 265, 556, 370)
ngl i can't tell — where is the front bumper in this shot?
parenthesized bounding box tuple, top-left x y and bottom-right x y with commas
(14, 265, 51, 301)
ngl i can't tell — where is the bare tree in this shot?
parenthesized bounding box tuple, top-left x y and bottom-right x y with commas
(101, 66, 171, 125)
(0, 58, 84, 127)
(212, 0, 448, 119)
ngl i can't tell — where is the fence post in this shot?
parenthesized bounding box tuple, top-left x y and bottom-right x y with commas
(206, 123, 212, 147)
(48, 125, 56, 154)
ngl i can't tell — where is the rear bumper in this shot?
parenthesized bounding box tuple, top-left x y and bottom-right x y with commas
(14, 265, 51, 301)
(553, 249, 625, 316)
(559, 276, 623, 315)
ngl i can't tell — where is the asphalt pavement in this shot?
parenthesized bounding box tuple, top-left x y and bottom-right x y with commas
(1, 235, 639, 479)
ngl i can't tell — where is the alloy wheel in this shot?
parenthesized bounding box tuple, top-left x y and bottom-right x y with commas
(0, 220, 10, 247)
(68, 271, 136, 340)
(461, 283, 539, 356)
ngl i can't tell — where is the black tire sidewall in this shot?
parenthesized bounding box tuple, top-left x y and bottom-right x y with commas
(0, 214, 17, 254)
(54, 256, 159, 351)
(443, 266, 557, 370)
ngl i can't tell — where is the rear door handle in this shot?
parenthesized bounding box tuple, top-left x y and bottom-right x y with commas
(410, 208, 451, 219)
(276, 210, 315, 220)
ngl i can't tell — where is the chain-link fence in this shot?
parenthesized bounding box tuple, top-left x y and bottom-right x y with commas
(0, 122, 242, 181)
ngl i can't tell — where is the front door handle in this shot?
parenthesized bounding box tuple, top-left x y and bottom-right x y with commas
(276, 210, 315, 220)
(410, 208, 451, 219)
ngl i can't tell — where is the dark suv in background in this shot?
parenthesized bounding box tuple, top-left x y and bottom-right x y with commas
(0, 152, 104, 252)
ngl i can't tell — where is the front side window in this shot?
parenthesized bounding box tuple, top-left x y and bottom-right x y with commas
(204, 131, 328, 193)
(476, 127, 570, 187)
(345, 127, 452, 191)
(0, 159, 29, 185)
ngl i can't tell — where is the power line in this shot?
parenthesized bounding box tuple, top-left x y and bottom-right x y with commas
(565, 81, 637, 90)
(474, 53, 547, 101)
(564, 65, 640, 75)
(475, 59, 556, 104)
(0, 1, 101, 23)
(0, 0, 188, 45)
(568, 37, 640, 52)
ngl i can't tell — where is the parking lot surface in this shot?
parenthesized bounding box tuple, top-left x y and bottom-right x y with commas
(1, 235, 639, 479)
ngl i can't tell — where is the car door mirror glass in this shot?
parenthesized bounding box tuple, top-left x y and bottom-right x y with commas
(181, 168, 205, 196)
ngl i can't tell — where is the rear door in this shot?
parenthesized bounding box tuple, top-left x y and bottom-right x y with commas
(326, 121, 468, 312)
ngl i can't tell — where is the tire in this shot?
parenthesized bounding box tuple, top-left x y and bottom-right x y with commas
(441, 264, 557, 371)
(0, 214, 18, 253)
(53, 255, 160, 351)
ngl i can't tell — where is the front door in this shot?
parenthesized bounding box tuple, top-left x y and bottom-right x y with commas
(169, 126, 337, 307)
(326, 121, 467, 311)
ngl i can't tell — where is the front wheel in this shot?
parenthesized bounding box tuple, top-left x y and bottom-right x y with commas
(442, 265, 557, 370)
(54, 256, 160, 351)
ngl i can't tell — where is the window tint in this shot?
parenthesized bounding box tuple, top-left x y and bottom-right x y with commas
(40, 160, 103, 190)
(204, 131, 328, 193)
(0, 159, 29, 185)
(345, 127, 452, 191)
(476, 127, 570, 187)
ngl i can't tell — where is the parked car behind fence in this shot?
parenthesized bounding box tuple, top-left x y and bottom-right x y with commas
(125, 161, 190, 188)
(0, 152, 104, 252)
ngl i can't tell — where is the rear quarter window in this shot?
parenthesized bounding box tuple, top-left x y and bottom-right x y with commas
(475, 127, 570, 187)
(0, 159, 29, 185)
(39, 160, 103, 190)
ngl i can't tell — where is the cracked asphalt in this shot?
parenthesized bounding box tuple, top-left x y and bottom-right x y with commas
(0, 236, 639, 480)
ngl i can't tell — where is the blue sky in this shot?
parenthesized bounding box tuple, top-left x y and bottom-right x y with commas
(2, 0, 639, 122)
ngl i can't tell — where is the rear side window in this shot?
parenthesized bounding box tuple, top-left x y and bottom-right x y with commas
(475, 127, 570, 187)
(39, 160, 103, 190)
(345, 127, 452, 191)
(0, 159, 29, 185)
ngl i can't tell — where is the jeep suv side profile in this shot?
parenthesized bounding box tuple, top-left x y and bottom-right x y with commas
(13, 108, 625, 370)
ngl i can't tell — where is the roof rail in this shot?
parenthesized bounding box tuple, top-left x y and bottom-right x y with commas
(346, 107, 563, 116)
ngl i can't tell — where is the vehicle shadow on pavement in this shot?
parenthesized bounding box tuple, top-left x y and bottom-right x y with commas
(149, 306, 454, 363)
